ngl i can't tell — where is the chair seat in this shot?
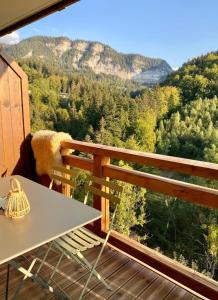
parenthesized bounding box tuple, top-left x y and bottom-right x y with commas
(55, 227, 105, 254)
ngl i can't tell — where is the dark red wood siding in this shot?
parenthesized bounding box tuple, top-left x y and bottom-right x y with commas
(0, 47, 33, 178)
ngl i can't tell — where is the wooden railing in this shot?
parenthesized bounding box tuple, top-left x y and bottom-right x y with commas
(61, 139, 218, 299)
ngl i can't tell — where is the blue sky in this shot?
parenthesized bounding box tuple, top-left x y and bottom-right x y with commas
(3, 0, 218, 68)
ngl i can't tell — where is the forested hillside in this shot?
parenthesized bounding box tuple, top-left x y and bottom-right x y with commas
(164, 51, 218, 102)
(156, 98, 218, 162)
(154, 53, 218, 279)
(21, 60, 179, 151)
(158, 51, 218, 163)
(17, 49, 218, 279)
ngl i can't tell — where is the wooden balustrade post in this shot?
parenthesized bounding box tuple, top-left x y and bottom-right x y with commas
(93, 155, 110, 234)
(62, 165, 71, 197)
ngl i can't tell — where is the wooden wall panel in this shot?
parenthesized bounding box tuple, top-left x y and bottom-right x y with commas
(0, 59, 14, 174)
(8, 66, 24, 168)
(0, 60, 5, 166)
(0, 47, 33, 178)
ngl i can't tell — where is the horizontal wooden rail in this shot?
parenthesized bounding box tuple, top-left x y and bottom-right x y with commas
(62, 140, 218, 180)
(63, 154, 218, 209)
(62, 155, 93, 172)
(103, 165, 218, 209)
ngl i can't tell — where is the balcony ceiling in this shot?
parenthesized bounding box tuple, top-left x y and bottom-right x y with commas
(0, 0, 79, 37)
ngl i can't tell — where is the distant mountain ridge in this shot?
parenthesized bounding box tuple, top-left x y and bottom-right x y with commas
(2, 36, 173, 84)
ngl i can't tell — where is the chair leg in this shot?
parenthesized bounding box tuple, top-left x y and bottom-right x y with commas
(76, 251, 111, 300)
(36, 242, 53, 275)
(48, 252, 65, 283)
(78, 241, 113, 300)
(63, 250, 110, 292)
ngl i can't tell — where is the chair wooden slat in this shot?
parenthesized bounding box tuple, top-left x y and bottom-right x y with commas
(61, 235, 87, 251)
(68, 232, 96, 248)
(55, 238, 78, 254)
(53, 165, 79, 176)
(73, 229, 102, 245)
(54, 239, 77, 255)
(88, 175, 123, 193)
(85, 185, 121, 204)
(78, 228, 104, 243)
(49, 174, 75, 188)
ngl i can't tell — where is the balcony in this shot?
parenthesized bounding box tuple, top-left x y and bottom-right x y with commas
(0, 138, 217, 299)
(0, 42, 218, 300)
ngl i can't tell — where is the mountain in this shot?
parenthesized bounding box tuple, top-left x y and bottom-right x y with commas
(2, 36, 172, 85)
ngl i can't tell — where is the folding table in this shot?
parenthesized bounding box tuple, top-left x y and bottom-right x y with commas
(0, 175, 101, 299)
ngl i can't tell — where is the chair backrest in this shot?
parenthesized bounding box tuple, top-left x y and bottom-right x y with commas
(50, 167, 123, 209)
(49, 166, 79, 197)
(85, 175, 123, 205)
(85, 175, 123, 230)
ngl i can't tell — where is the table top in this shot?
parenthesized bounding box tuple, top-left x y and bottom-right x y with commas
(0, 175, 101, 264)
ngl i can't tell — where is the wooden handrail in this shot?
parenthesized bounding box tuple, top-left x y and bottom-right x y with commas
(62, 140, 218, 180)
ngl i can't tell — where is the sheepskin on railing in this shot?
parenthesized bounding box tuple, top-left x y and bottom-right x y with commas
(31, 130, 73, 179)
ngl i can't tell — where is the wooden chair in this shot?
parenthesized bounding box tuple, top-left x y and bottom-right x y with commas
(36, 166, 123, 300)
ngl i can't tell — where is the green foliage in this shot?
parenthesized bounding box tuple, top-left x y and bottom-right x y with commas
(113, 162, 146, 237)
(154, 52, 218, 278)
(145, 191, 218, 277)
(156, 98, 218, 161)
(164, 51, 218, 103)
(134, 112, 156, 152)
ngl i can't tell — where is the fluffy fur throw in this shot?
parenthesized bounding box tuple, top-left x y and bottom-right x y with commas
(31, 130, 73, 178)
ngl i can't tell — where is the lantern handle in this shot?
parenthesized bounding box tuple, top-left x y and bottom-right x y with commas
(10, 178, 21, 192)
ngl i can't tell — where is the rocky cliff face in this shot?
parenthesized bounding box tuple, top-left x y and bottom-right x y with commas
(2, 36, 172, 84)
